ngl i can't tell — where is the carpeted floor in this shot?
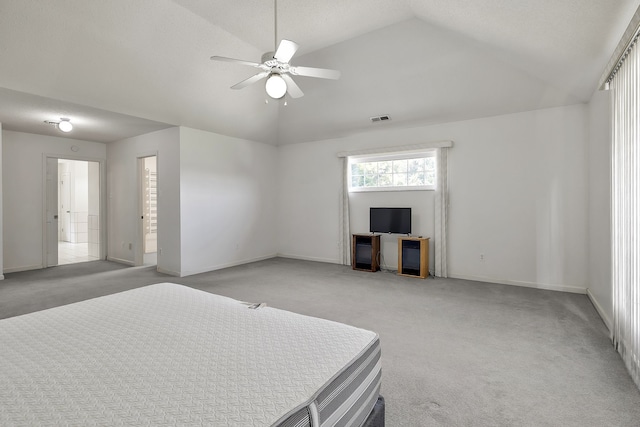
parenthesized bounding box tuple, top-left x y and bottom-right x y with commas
(1, 258, 640, 426)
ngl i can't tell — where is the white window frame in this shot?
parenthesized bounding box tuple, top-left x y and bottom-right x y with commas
(348, 150, 437, 192)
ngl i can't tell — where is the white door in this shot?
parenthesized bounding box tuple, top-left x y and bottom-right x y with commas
(59, 169, 71, 242)
(45, 157, 58, 266)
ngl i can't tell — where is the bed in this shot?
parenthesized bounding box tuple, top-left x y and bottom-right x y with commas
(0, 283, 384, 426)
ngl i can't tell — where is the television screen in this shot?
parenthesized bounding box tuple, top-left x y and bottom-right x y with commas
(370, 207, 411, 234)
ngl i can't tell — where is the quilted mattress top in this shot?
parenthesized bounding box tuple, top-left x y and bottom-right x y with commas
(0, 283, 378, 426)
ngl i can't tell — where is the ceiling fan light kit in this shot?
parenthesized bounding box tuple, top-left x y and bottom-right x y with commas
(58, 118, 73, 132)
(265, 74, 287, 99)
(210, 0, 340, 101)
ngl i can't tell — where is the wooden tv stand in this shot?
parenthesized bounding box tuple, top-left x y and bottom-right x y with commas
(398, 237, 429, 278)
(352, 234, 380, 272)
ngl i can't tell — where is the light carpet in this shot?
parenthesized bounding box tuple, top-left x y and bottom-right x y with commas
(1, 258, 639, 426)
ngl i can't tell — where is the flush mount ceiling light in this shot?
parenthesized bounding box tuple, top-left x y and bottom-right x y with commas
(58, 118, 72, 132)
(210, 0, 340, 100)
(44, 118, 73, 133)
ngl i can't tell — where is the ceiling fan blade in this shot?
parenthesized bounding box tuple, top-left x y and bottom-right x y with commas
(231, 71, 270, 89)
(289, 66, 341, 80)
(210, 56, 262, 68)
(281, 74, 304, 98)
(274, 39, 299, 63)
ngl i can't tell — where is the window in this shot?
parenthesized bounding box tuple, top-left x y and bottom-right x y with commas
(349, 151, 436, 191)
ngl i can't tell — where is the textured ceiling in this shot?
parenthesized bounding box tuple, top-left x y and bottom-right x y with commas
(0, 0, 638, 145)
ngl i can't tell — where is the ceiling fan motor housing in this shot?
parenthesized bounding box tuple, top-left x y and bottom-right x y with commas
(262, 52, 276, 64)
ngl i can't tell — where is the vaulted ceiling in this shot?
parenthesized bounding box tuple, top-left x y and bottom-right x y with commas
(0, 0, 638, 145)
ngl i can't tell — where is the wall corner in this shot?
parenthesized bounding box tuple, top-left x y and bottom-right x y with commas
(0, 122, 4, 279)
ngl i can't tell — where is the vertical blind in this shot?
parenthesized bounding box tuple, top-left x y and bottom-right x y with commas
(610, 27, 640, 390)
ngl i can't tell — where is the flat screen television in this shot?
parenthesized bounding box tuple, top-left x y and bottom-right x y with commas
(370, 207, 411, 234)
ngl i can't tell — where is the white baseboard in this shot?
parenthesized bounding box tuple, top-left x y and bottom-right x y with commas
(106, 256, 135, 267)
(277, 253, 342, 265)
(179, 254, 278, 277)
(3, 264, 43, 274)
(156, 267, 181, 277)
(448, 273, 587, 294)
(586, 289, 613, 334)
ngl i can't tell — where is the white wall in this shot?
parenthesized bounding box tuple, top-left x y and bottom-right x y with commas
(278, 104, 589, 293)
(0, 124, 3, 278)
(178, 127, 278, 276)
(72, 160, 89, 214)
(278, 141, 343, 263)
(107, 127, 181, 275)
(450, 106, 588, 293)
(587, 90, 612, 329)
(2, 130, 106, 272)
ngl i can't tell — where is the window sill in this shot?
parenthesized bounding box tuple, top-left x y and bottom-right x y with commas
(349, 186, 435, 193)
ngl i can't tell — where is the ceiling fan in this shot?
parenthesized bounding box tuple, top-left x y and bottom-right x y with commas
(210, 0, 340, 100)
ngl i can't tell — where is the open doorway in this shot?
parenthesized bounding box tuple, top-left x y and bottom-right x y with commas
(45, 158, 101, 266)
(138, 155, 158, 266)
(57, 159, 101, 265)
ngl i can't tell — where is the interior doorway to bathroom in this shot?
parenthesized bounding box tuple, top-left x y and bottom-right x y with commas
(138, 155, 158, 266)
(45, 158, 101, 266)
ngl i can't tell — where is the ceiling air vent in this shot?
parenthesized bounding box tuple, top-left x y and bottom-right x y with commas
(370, 115, 391, 123)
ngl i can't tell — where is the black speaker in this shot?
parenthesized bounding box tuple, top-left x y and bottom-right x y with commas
(401, 240, 421, 276)
(356, 243, 372, 263)
(352, 234, 380, 272)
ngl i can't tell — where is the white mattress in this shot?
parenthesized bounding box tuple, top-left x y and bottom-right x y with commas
(0, 283, 381, 426)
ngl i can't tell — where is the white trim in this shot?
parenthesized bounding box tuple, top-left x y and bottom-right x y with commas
(349, 149, 436, 162)
(179, 254, 278, 277)
(3, 264, 44, 274)
(42, 156, 55, 268)
(337, 140, 453, 158)
(378, 263, 399, 271)
(43, 154, 107, 268)
(339, 157, 351, 266)
(107, 256, 135, 266)
(156, 267, 181, 277)
(598, 5, 640, 89)
(43, 152, 105, 163)
(586, 288, 613, 335)
(135, 151, 159, 268)
(349, 185, 435, 193)
(449, 273, 587, 294)
(277, 253, 342, 265)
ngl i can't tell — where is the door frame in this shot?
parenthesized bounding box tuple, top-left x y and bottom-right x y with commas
(58, 165, 71, 243)
(135, 151, 159, 267)
(42, 154, 107, 268)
